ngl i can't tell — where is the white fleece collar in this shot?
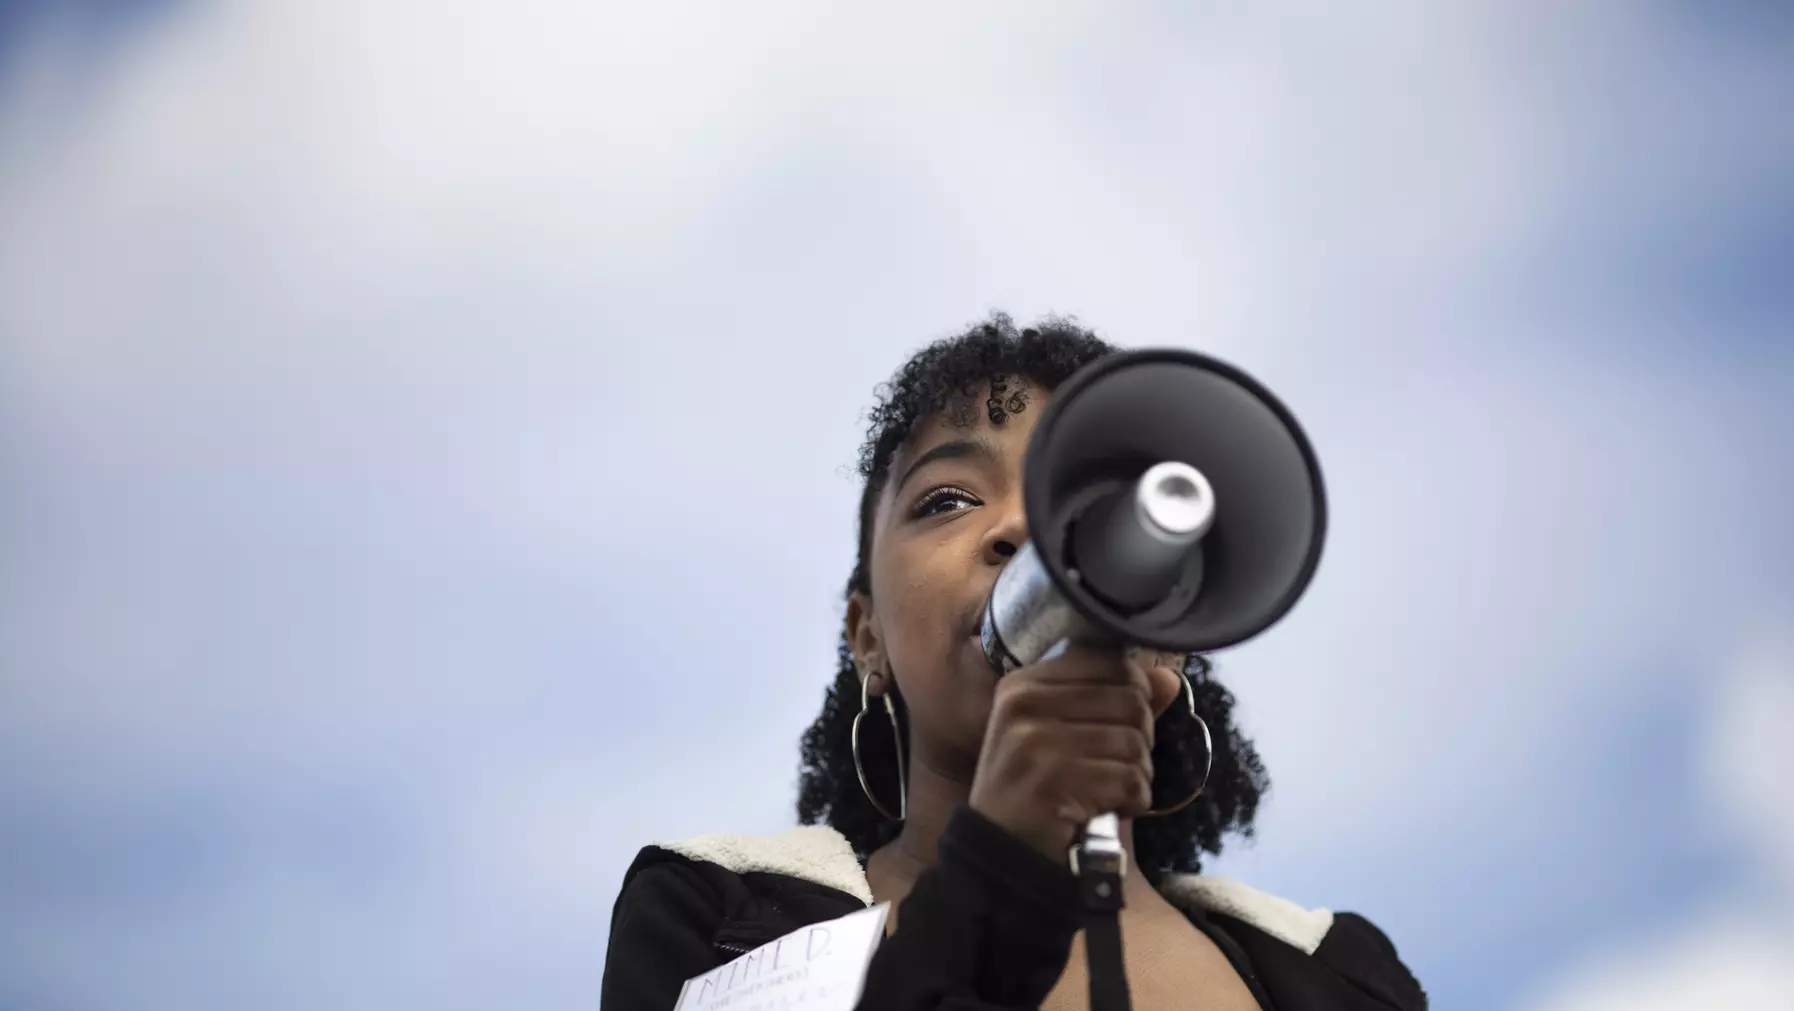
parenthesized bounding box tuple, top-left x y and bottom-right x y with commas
(657, 825, 876, 905)
(656, 826, 1332, 954)
(1157, 873, 1333, 954)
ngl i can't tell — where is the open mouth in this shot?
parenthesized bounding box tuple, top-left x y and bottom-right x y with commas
(966, 631, 990, 661)
(959, 607, 987, 650)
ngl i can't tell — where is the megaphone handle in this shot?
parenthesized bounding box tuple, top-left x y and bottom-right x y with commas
(1037, 639, 1131, 888)
(1074, 811, 1131, 1011)
(1048, 629, 1133, 1011)
(986, 604, 1135, 1011)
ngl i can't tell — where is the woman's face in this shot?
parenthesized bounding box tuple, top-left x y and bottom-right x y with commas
(847, 385, 1182, 779)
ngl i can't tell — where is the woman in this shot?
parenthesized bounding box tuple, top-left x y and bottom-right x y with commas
(601, 315, 1427, 1011)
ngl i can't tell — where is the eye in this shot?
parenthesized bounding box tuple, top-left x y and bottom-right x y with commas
(911, 486, 982, 519)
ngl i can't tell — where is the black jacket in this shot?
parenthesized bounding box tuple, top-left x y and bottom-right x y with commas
(602, 806, 1426, 1011)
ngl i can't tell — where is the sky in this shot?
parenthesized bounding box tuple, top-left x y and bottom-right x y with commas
(1, 2, 1791, 1010)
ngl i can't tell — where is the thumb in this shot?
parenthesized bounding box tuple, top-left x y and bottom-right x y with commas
(1143, 662, 1184, 720)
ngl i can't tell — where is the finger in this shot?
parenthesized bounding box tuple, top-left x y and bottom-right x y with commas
(1018, 646, 1144, 688)
(1064, 759, 1155, 819)
(1048, 723, 1153, 765)
(999, 683, 1154, 727)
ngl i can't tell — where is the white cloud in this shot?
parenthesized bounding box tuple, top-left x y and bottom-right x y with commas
(1710, 617, 1794, 892)
(1520, 615, 1794, 1011)
(1527, 922, 1794, 1011)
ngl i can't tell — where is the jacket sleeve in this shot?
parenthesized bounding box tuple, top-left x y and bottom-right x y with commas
(1311, 913, 1428, 1011)
(855, 805, 1084, 1011)
(600, 859, 733, 1011)
(1213, 906, 1428, 1011)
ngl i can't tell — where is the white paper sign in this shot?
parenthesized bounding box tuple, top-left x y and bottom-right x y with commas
(673, 903, 890, 1011)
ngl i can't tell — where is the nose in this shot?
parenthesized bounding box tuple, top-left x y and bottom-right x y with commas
(981, 501, 1028, 566)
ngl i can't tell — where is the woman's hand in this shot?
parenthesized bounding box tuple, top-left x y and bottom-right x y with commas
(967, 644, 1182, 863)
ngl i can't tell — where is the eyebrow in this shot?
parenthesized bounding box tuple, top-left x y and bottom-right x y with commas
(892, 437, 1001, 497)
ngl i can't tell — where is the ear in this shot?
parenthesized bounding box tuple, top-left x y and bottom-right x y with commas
(845, 590, 887, 693)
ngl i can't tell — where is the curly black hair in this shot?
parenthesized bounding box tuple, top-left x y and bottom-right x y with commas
(796, 312, 1269, 882)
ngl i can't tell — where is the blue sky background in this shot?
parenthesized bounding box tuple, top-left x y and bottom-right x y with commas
(1, 3, 1791, 1010)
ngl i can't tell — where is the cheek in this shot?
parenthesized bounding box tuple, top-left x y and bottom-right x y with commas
(873, 547, 979, 702)
(878, 569, 957, 676)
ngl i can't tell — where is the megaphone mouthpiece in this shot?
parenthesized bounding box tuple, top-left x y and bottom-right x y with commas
(1069, 462, 1215, 614)
(1137, 461, 1215, 540)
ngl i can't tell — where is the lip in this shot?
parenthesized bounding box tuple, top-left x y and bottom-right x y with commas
(958, 600, 987, 643)
(960, 630, 998, 680)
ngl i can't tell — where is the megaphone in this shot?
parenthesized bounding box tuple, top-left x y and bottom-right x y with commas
(980, 346, 1327, 669)
(976, 347, 1326, 1011)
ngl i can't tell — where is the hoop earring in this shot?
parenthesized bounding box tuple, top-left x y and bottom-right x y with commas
(1142, 669, 1212, 817)
(852, 675, 907, 821)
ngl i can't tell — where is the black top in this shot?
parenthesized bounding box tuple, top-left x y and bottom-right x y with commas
(602, 806, 1426, 1011)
